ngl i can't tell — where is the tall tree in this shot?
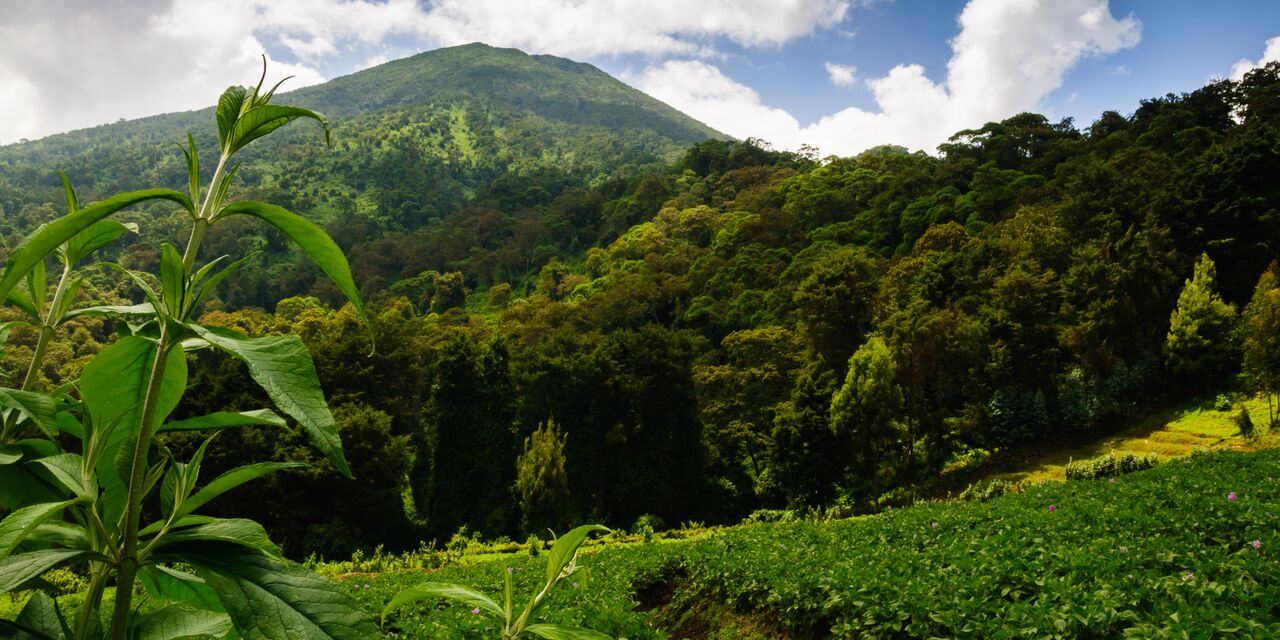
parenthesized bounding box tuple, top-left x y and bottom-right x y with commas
(829, 335, 906, 504)
(515, 418, 570, 536)
(1243, 262, 1280, 427)
(1164, 253, 1237, 387)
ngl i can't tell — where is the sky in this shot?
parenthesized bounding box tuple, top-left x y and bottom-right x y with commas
(0, 0, 1277, 156)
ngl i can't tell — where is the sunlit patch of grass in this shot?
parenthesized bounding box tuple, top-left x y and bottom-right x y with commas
(993, 391, 1277, 485)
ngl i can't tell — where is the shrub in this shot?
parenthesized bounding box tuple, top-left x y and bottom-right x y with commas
(631, 513, 667, 535)
(1236, 406, 1256, 437)
(959, 479, 1015, 502)
(1215, 393, 1234, 411)
(1065, 451, 1160, 480)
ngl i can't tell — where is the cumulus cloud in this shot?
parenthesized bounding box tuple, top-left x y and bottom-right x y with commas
(635, 0, 1141, 156)
(628, 61, 803, 145)
(1230, 36, 1280, 81)
(0, 0, 851, 143)
(825, 62, 857, 87)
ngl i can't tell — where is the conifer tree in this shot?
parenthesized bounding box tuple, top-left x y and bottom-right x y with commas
(515, 418, 570, 536)
(1164, 253, 1237, 386)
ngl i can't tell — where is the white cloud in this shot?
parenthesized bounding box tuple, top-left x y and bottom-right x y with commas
(825, 62, 857, 87)
(634, 0, 1141, 156)
(627, 61, 803, 145)
(0, 0, 853, 144)
(1231, 36, 1280, 81)
(417, 0, 849, 58)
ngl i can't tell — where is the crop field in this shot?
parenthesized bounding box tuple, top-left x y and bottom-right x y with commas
(332, 448, 1280, 638)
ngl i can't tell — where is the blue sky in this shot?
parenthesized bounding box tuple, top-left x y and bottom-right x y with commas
(1, 1, 1277, 153)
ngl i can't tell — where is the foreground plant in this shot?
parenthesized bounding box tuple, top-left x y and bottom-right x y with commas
(0, 62, 379, 639)
(381, 524, 610, 639)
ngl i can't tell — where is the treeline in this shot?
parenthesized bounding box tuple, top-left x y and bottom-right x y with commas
(6, 63, 1280, 558)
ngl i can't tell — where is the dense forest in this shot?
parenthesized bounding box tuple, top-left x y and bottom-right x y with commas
(3, 52, 1280, 560)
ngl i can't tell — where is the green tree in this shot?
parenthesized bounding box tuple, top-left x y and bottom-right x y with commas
(1164, 253, 1238, 386)
(829, 335, 905, 504)
(1243, 262, 1280, 426)
(515, 418, 570, 536)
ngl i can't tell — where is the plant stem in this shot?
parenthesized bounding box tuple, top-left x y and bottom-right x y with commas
(108, 154, 223, 640)
(19, 262, 73, 391)
(75, 566, 110, 640)
(107, 328, 171, 640)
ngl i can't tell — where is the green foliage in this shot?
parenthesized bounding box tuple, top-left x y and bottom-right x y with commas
(1164, 253, 1238, 384)
(0, 68, 374, 640)
(1242, 262, 1280, 427)
(1214, 393, 1234, 412)
(516, 418, 570, 537)
(381, 524, 611, 639)
(363, 448, 1280, 638)
(829, 335, 905, 503)
(1064, 451, 1160, 480)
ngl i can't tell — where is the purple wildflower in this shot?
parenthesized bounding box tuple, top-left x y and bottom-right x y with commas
(1253, 540, 1262, 550)
(1048, 505, 1057, 512)
(1228, 491, 1238, 502)
(472, 607, 481, 615)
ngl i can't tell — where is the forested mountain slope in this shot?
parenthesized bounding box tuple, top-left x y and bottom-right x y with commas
(0, 43, 723, 306)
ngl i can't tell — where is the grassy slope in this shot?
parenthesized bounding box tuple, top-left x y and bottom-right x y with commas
(992, 393, 1279, 485)
(347, 447, 1280, 639)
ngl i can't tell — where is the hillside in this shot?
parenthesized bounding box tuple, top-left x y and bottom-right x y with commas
(0, 43, 722, 259)
(348, 448, 1280, 638)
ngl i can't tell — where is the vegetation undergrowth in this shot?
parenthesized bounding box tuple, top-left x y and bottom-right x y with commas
(359, 448, 1280, 639)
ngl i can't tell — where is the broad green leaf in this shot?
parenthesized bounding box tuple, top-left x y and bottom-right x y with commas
(58, 220, 138, 267)
(80, 337, 187, 523)
(80, 337, 187, 446)
(0, 498, 84, 560)
(139, 515, 216, 537)
(0, 445, 20, 465)
(62, 302, 156, 323)
(159, 243, 185, 318)
(139, 565, 225, 613)
(5, 289, 40, 321)
(0, 549, 92, 595)
(178, 462, 305, 521)
(30, 454, 91, 499)
(152, 518, 281, 559)
(0, 189, 191, 306)
(13, 591, 69, 640)
(523, 624, 614, 640)
(0, 389, 58, 438)
(27, 521, 90, 551)
(381, 583, 503, 621)
(545, 525, 608, 586)
(188, 325, 349, 477)
(185, 546, 380, 640)
(132, 605, 231, 640)
(215, 86, 251, 151)
(214, 201, 367, 336)
(0, 464, 63, 511)
(225, 105, 329, 156)
(160, 410, 286, 434)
